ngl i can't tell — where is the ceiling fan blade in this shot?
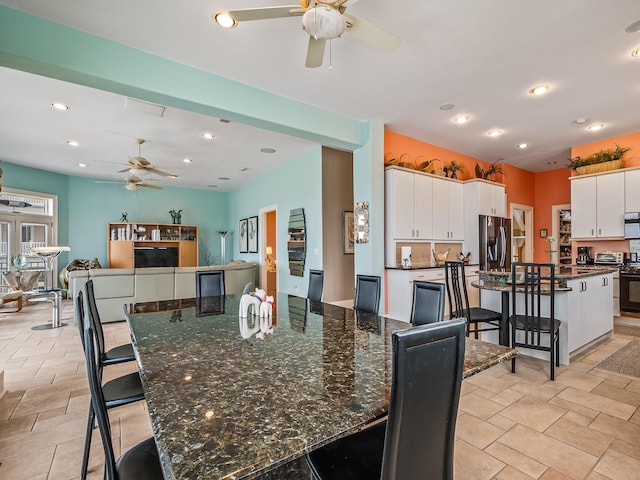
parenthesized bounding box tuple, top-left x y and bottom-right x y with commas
(336, 0, 360, 6)
(95, 181, 122, 184)
(227, 6, 301, 22)
(139, 183, 164, 190)
(305, 37, 326, 68)
(343, 13, 401, 52)
(117, 167, 131, 173)
(145, 167, 172, 177)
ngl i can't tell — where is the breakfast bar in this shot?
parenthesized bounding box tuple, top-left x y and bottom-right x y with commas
(475, 265, 617, 364)
(125, 293, 516, 480)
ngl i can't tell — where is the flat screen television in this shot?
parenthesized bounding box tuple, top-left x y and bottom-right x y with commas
(134, 247, 178, 268)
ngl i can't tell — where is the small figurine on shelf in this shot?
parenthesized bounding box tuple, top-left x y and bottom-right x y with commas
(169, 209, 182, 224)
(120, 212, 128, 222)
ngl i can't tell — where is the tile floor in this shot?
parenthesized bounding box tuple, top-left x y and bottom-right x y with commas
(1, 300, 639, 480)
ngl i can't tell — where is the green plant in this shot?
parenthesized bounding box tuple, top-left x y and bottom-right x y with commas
(474, 161, 507, 180)
(447, 161, 464, 175)
(568, 144, 629, 170)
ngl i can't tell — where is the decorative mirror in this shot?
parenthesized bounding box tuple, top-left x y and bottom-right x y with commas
(288, 208, 306, 277)
(354, 201, 369, 244)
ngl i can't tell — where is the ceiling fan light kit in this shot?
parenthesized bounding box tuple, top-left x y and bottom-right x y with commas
(302, 6, 345, 40)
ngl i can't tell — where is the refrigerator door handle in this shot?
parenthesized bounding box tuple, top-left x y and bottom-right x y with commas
(499, 226, 506, 267)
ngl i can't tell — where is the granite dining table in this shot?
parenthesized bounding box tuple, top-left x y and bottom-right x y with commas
(125, 293, 516, 480)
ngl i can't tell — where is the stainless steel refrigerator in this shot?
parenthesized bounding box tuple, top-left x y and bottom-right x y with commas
(479, 215, 511, 271)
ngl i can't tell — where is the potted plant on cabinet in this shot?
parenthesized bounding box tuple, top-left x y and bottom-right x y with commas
(446, 161, 464, 179)
(568, 144, 629, 175)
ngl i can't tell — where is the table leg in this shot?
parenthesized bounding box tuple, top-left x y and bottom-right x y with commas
(31, 291, 67, 330)
(500, 291, 510, 346)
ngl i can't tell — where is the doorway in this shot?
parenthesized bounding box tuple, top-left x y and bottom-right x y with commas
(260, 206, 277, 297)
(511, 204, 533, 264)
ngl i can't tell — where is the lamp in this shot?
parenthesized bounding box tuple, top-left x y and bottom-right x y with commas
(265, 246, 276, 272)
(301, 6, 346, 40)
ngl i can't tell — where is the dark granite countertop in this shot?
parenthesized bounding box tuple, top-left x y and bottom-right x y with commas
(386, 263, 479, 270)
(125, 293, 515, 480)
(476, 266, 617, 291)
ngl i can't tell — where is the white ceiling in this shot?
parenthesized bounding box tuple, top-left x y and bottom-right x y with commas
(1, 0, 640, 191)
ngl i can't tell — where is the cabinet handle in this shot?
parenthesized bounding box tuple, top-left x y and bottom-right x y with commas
(598, 228, 601, 236)
(592, 229, 595, 236)
(412, 229, 414, 237)
(416, 229, 419, 237)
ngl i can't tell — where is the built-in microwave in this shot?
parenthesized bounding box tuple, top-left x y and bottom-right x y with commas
(624, 212, 640, 239)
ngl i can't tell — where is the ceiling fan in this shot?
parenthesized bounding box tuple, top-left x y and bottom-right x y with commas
(96, 175, 164, 191)
(213, 0, 401, 68)
(116, 138, 175, 178)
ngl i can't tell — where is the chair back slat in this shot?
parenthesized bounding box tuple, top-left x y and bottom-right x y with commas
(354, 275, 381, 315)
(410, 281, 445, 325)
(84, 280, 107, 364)
(444, 261, 471, 320)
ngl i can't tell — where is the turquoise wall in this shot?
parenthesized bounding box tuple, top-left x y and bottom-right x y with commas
(228, 147, 323, 296)
(68, 176, 228, 266)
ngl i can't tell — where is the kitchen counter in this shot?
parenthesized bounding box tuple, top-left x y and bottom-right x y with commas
(385, 263, 479, 270)
(478, 265, 618, 290)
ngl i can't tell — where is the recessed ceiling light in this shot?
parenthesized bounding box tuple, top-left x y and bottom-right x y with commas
(632, 46, 640, 57)
(239, 167, 249, 172)
(213, 12, 236, 29)
(625, 20, 640, 33)
(77, 163, 86, 168)
(66, 140, 79, 146)
(51, 102, 69, 111)
(202, 132, 215, 140)
(453, 114, 470, 124)
(574, 118, 588, 125)
(516, 143, 528, 149)
(547, 161, 558, 165)
(528, 84, 551, 95)
(487, 129, 503, 137)
(587, 123, 605, 132)
(183, 158, 192, 163)
(260, 148, 276, 154)
(218, 176, 230, 180)
(439, 103, 455, 111)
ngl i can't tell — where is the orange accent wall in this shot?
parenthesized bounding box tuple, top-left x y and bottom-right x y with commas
(533, 169, 572, 262)
(570, 131, 640, 173)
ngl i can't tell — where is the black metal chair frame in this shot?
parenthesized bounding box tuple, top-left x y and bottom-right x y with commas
(509, 262, 561, 380)
(78, 286, 145, 480)
(307, 269, 324, 302)
(195, 270, 226, 297)
(410, 280, 445, 325)
(306, 318, 467, 480)
(445, 261, 501, 338)
(83, 313, 163, 480)
(354, 274, 381, 315)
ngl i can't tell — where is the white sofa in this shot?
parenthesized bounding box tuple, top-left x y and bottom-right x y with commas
(69, 262, 257, 323)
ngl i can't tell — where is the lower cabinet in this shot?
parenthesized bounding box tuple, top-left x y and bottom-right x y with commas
(567, 274, 613, 353)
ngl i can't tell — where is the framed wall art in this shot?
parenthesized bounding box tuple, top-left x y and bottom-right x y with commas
(343, 211, 354, 254)
(248, 216, 258, 253)
(239, 218, 248, 253)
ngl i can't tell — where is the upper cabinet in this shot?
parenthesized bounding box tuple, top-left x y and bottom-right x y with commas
(463, 180, 507, 265)
(625, 169, 640, 212)
(385, 168, 433, 240)
(476, 180, 507, 217)
(432, 179, 464, 241)
(570, 171, 625, 239)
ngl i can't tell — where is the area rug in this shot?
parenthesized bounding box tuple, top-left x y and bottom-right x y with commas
(595, 339, 640, 378)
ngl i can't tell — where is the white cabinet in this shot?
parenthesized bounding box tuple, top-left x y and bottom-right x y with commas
(625, 168, 640, 212)
(570, 172, 625, 239)
(432, 178, 464, 241)
(463, 180, 507, 266)
(385, 168, 433, 240)
(567, 273, 613, 353)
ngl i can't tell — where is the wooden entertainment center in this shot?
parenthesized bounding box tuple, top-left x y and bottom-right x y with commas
(107, 222, 198, 268)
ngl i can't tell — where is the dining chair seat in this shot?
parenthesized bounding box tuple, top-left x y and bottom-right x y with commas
(306, 318, 467, 480)
(510, 314, 561, 333)
(116, 437, 164, 480)
(103, 343, 135, 364)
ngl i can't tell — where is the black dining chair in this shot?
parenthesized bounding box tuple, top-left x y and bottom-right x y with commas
(306, 317, 467, 480)
(307, 269, 324, 302)
(410, 280, 446, 325)
(354, 274, 381, 315)
(196, 270, 225, 297)
(82, 315, 164, 480)
(445, 261, 502, 339)
(84, 279, 136, 366)
(509, 262, 561, 380)
(78, 288, 146, 480)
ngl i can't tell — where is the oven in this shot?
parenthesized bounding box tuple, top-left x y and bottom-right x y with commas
(620, 265, 640, 313)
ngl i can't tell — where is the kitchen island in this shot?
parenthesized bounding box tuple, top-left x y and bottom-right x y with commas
(476, 266, 617, 364)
